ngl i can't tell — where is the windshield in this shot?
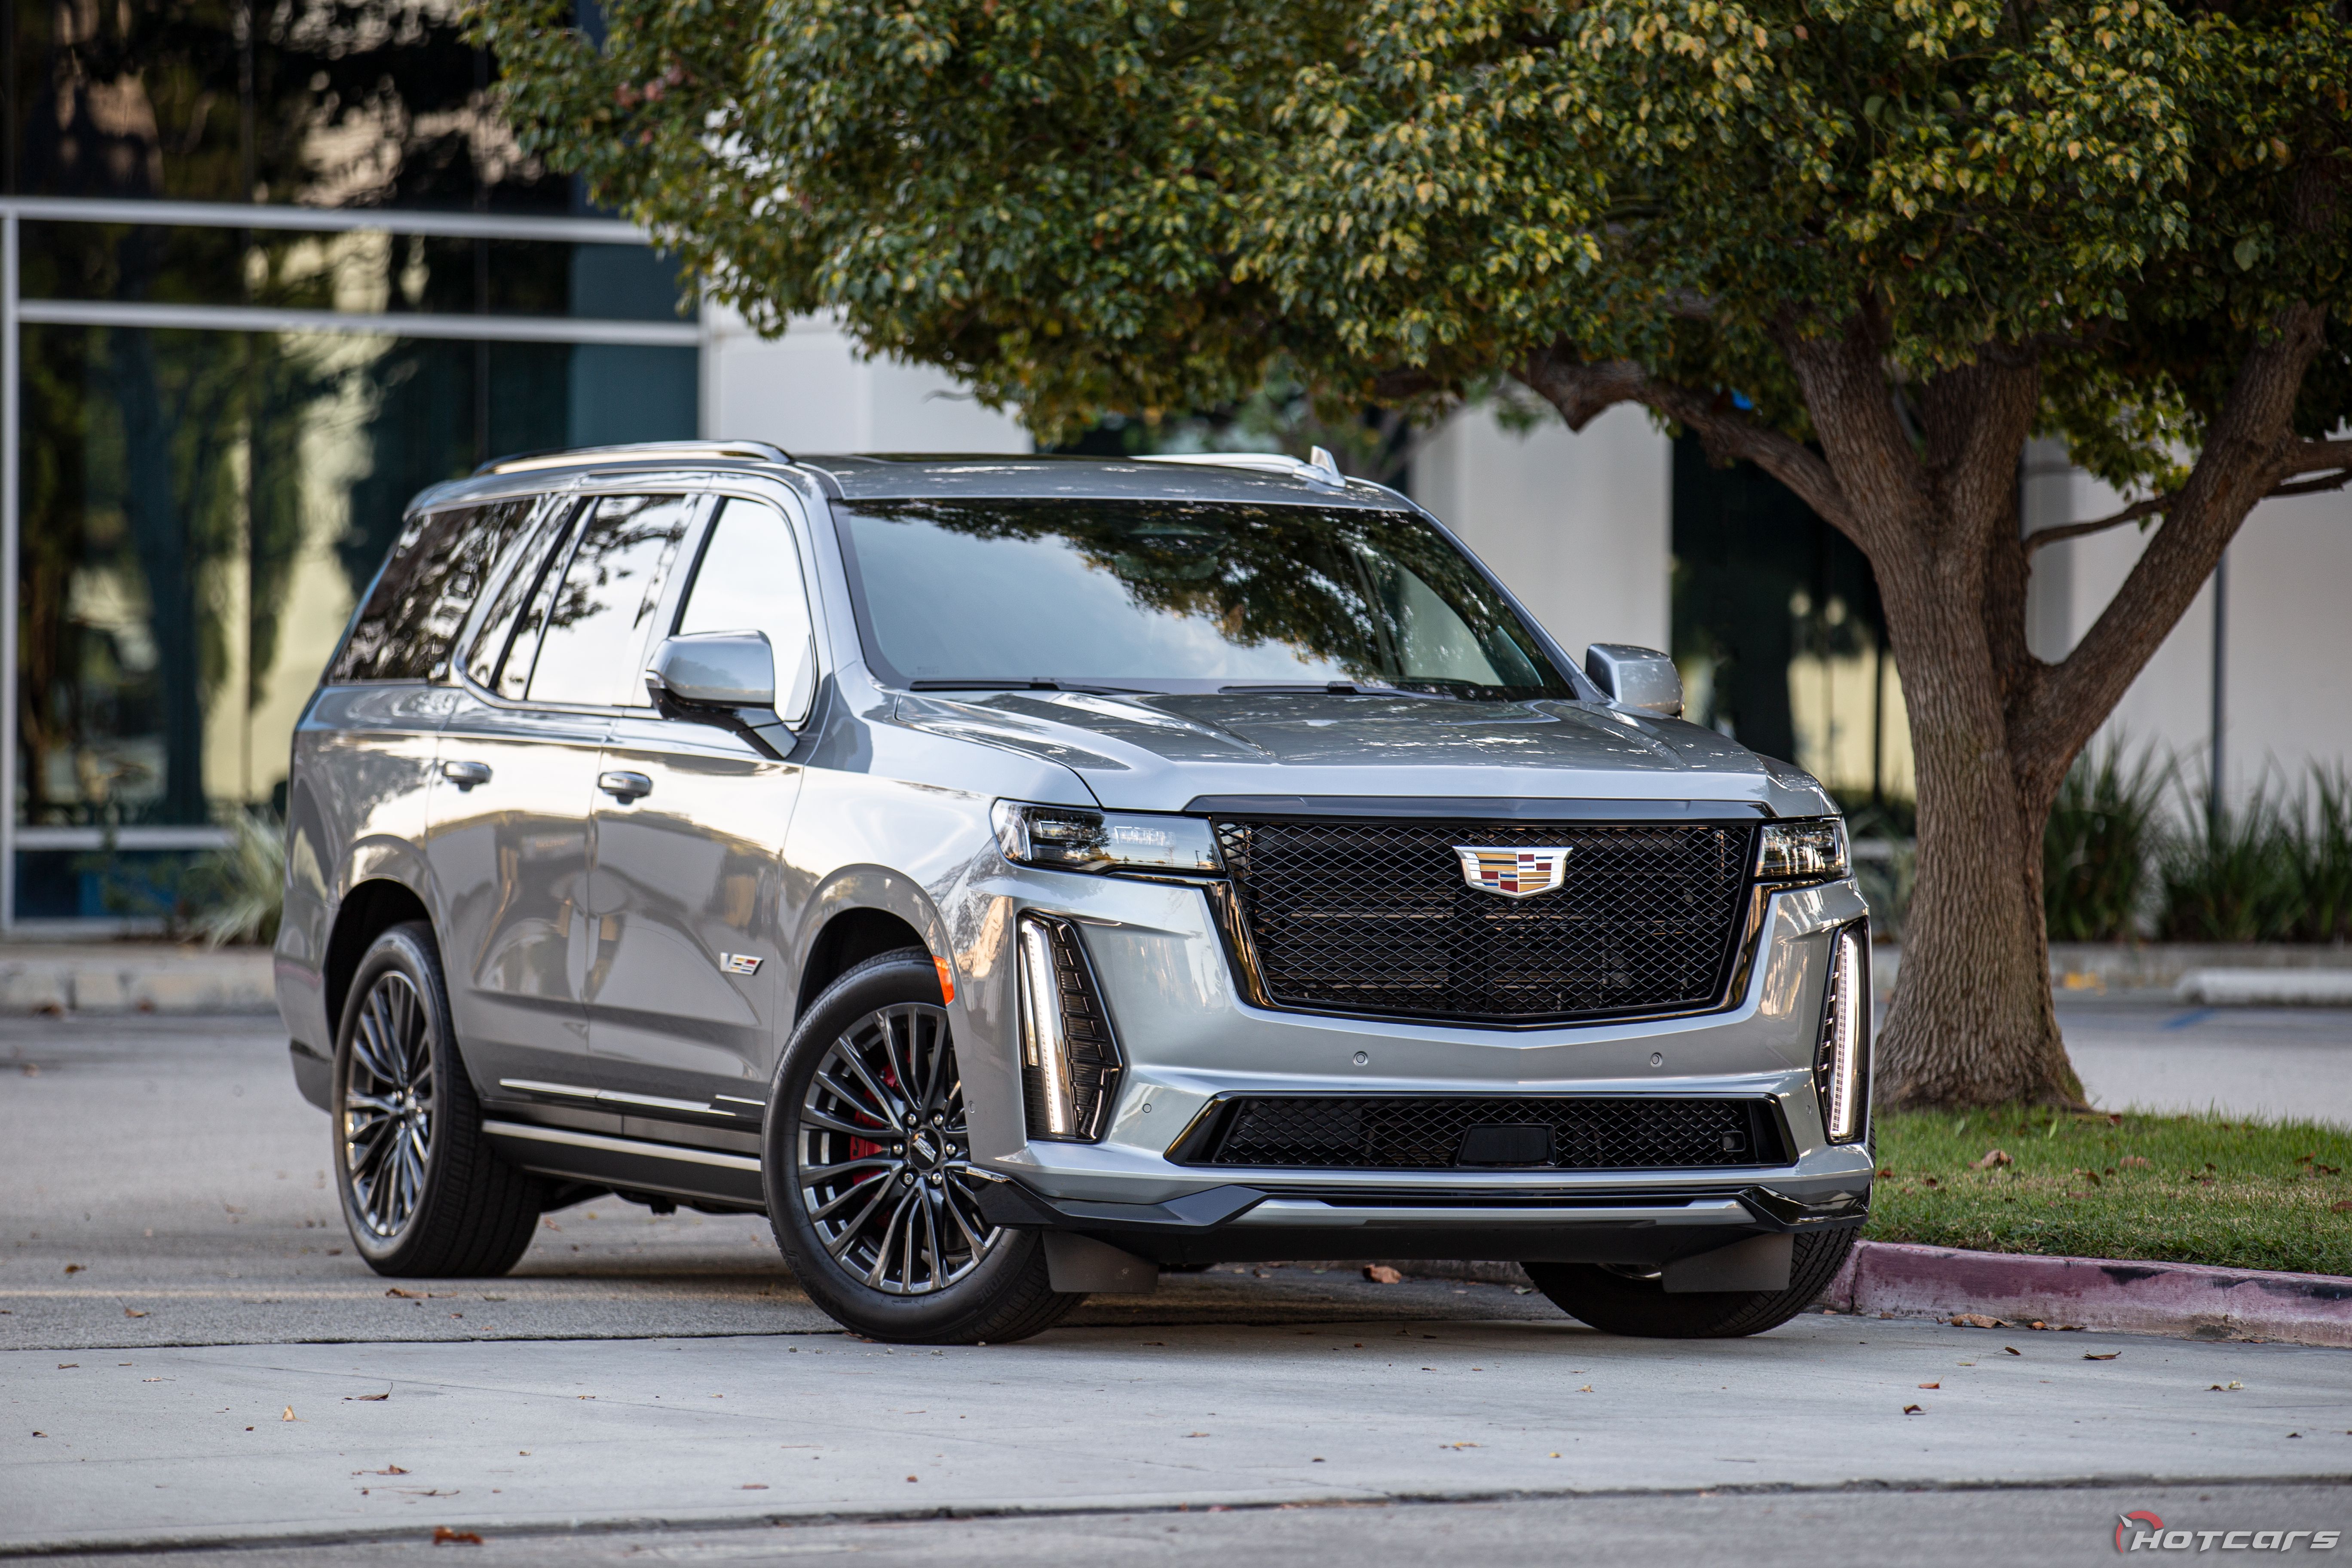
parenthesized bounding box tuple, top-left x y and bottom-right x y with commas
(834, 499, 1575, 699)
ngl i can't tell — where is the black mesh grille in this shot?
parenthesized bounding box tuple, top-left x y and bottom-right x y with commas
(1188, 1095, 1785, 1170)
(1214, 818, 1755, 1022)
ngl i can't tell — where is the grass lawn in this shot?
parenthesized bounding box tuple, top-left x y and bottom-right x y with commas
(1865, 1107, 2352, 1277)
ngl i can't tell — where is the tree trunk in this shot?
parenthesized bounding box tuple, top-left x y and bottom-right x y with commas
(1871, 540, 2083, 1107)
(1518, 290, 2331, 1110)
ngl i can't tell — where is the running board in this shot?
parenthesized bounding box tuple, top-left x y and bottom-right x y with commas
(481, 1120, 767, 1210)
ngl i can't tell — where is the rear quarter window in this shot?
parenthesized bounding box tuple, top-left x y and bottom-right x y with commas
(330, 499, 540, 683)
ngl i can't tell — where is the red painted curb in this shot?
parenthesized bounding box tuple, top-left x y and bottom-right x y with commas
(1824, 1240, 2352, 1347)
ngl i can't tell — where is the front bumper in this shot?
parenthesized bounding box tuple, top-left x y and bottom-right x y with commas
(972, 1173, 1868, 1267)
(949, 861, 1874, 1264)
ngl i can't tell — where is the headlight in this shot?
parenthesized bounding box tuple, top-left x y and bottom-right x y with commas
(1757, 818, 1849, 884)
(992, 801, 1222, 876)
(1815, 922, 1870, 1144)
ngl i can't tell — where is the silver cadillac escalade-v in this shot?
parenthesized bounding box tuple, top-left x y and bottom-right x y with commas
(277, 441, 1873, 1344)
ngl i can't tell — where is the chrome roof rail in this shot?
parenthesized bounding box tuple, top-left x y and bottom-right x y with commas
(1136, 446, 1347, 489)
(475, 440, 793, 476)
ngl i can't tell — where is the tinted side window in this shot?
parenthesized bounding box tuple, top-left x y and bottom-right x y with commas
(330, 499, 536, 682)
(470, 504, 582, 699)
(676, 499, 819, 724)
(525, 495, 695, 707)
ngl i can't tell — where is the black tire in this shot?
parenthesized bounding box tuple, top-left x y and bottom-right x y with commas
(1522, 1227, 1858, 1339)
(331, 921, 542, 1277)
(765, 948, 1078, 1345)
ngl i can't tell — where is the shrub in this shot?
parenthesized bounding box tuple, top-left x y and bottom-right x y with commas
(2043, 743, 2168, 942)
(2157, 779, 2300, 943)
(189, 811, 286, 948)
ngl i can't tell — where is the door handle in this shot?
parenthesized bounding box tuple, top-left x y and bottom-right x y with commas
(598, 770, 654, 802)
(440, 760, 493, 790)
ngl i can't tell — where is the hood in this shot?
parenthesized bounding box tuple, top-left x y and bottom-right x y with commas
(888, 689, 1835, 817)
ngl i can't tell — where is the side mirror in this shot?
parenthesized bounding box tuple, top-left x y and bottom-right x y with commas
(646, 633, 796, 758)
(1584, 643, 1684, 719)
(648, 631, 777, 710)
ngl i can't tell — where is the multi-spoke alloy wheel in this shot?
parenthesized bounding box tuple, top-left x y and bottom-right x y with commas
(331, 921, 542, 1277)
(768, 948, 1079, 1344)
(798, 1002, 998, 1294)
(343, 972, 436, 1240)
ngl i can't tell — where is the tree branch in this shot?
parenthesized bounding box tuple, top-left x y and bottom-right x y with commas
(2276, 438, 2352, 478)
(2021, 494, 2170, 554)
(1514, 342, 1857, 537)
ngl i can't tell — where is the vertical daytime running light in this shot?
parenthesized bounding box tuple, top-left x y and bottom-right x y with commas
(1017, 919, 1075, 1139)
(1820, 924, 1869, 1144)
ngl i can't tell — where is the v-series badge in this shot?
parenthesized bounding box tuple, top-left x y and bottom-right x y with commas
(719, 953, 763, 976)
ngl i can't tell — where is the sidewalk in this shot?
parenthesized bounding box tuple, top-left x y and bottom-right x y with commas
(0, 943, 275, 1014)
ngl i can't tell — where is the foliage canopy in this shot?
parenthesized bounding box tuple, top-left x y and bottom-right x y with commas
(481, 0, 2349, 487)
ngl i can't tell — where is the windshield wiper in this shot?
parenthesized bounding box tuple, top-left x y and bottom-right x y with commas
(906, 678, 1153, 695)
(1218, 680, 1462, 699)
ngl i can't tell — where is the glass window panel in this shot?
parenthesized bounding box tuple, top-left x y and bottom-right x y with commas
(9, 0, 570, 212)
(466, 503, 573, 695)
(677, 499, 818, 723)
(21, 226, 693, 322)
(523, 496, 694, 708)
(18, 319, 697, 832)
(330, 498, 537, 684)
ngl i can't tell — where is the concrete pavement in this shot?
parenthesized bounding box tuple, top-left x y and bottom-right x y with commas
(5, 1011, 2349, 1562)
(6, 1311, 2348, 1554)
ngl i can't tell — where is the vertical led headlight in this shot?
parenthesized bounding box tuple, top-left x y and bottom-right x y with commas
(1016, 913, 1124, 1142)
(1815, 922, 1871, 1144)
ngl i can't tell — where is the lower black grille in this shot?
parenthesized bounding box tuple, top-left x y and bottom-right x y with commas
(1213, 818, 1756, 1023)
(1180, 1096, 1788, 1170)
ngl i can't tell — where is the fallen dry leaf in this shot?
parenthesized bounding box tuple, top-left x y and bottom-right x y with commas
(349, 1392, 390, 1402)
(1903, 1404, 1923, 1415)
(2121, 1156, 2151, 1169)
(2332, 1200, 2352, 1213)
(2211, 1381, 2244, 1391)
(62, 1265, 83, 1276)
(1950, 1314, 2005, 1329)
(1363, 1265, 1403, 1284)
(740, 1484, 768, 1490)
(1183, 1431, 1210, 1438)
(122, 1309, 147, 1319)
(2003, 1347, 2021, 1356)
(1973, 1148, 2013, 1169)
(1442, 1442, 1481, 1449)
(431, 1527, 482, 1546)
(1917, 1381, 1940, 1389)
(906, 1475, 919, 1483)
(385, 1288, 422, 1299)
(2084, 1353, 2121, 1361)
(282, 1407, 297, 1422)
(1574, 1384, 1595, 1393)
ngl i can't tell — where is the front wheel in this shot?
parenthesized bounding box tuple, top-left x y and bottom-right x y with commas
(331, 921, 543, 1277)
(765, 948, 1078, 1344)
(1522, 1227, 1858, 1339)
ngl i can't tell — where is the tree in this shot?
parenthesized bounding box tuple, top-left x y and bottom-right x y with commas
(476, 0, 2352, 1107)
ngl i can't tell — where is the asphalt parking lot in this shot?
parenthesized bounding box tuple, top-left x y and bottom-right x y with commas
(3, 1011, 2347, 1565)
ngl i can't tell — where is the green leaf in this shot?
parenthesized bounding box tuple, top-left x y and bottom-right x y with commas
(2233, 236, 2260, 272)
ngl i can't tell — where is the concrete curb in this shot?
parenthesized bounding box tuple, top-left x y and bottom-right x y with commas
(1822, 1240, 2352, 1348)
(0, 944, 276, 1015)
(2176, 968, 2352, 1006)
(1370, 1245, 2352, 1349)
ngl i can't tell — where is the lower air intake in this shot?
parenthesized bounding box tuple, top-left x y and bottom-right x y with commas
(1179, 1095, 1788, 1170)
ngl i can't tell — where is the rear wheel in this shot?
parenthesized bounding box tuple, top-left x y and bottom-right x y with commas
(766, 948, 1078, 1344)
(1522, 1227, 1857, 1338)
(332, 921, 542, 1277)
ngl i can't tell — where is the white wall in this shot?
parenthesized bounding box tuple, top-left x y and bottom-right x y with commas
(2029, 459, 2352, 802)
(1413, 402, 1673, 657)
(701, 306, 1030, 455)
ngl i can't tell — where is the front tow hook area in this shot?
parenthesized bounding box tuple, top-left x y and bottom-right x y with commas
(1736, 1184, 1871, 1231)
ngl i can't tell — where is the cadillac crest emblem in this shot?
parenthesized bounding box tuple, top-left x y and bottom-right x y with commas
(1454, 845, 1571, 899)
